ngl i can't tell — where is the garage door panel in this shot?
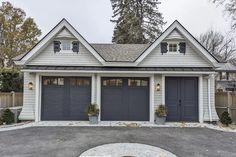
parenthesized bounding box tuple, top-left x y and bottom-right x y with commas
(41, 77, 91, 121)
(166, 77, 198, 122)
(101, 77, 149, 121)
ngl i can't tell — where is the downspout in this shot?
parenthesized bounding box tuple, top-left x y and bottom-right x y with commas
(208, 75, 213, 122)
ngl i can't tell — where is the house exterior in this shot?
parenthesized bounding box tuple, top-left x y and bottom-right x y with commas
(216, 60, 236, 92)
(14, 19, 221, 123)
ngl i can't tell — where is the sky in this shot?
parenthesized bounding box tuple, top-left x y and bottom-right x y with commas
(2, 0, 232, 43)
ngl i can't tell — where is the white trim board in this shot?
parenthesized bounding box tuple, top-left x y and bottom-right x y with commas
(22, 69, 217, 75)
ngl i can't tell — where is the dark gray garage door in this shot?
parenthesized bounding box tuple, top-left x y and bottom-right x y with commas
(101, 77, 149, 121)
(165, 77, 198, 122)
(41, 77, 91, 120)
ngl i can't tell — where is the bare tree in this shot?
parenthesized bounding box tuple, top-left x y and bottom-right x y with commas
(199, 29, 236, 61)
(211, 0, 236, 30)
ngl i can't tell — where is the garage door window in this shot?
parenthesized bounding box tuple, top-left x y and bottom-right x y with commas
(128, 79, 148, 86)
(103, 79, 123, 86)
(43, 78, 64, 86)
(70, 78, 90, 86)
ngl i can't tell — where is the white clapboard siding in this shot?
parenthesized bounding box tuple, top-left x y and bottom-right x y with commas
(19, 72, 35, 120)
(203, 76, 219, 121)
(139, 43, 211, 67)
(154, 74, 162, 109)
(56, 28, 75, 39)
(165, 29, 184, 40)
(28, 42, 101, 66)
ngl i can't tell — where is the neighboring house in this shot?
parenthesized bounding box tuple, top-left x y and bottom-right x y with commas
(14, 19, 221, 123)
(216, 60, 236, 91)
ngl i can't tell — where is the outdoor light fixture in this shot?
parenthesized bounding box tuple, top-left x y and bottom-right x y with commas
(28, 82, 33, 90)
(156, 83, 160, 91)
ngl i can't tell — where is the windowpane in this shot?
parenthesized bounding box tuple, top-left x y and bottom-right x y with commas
(128, 79, 148, 86)
(169, 43, 177, 52)
(43, 79, 50, 85)
(103, 79, 123, 86)
(62, 41, 71, 50)
(58, 78, 64, 85)
(51, 78, 58, 85)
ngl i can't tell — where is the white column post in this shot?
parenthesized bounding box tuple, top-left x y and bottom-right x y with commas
(96, 74, 101, 122)
(91, 74, 96, 103)
(199, 75, 203, 123)
(35, 73, 40, 122)
(150, 75, 155, 123)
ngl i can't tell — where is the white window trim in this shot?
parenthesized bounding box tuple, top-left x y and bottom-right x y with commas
(167, 42, 179, 53)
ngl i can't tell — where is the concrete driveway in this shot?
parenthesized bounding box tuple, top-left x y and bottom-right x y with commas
(0, 127, 235, 157)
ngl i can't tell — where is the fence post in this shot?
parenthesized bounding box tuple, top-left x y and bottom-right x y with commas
(11, 91, 15, 107)
(227, 91, 232, 116)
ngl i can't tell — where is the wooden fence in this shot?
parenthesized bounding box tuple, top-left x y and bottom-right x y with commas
(215, 92, 236, 123)
(0, 92, 23, 108)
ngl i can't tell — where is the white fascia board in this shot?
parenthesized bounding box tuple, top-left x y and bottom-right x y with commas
(135, 21, 218, 65)
(21, 69, 217, 74)
(22, 23, 65, 63)
(63, 21, 105, 63)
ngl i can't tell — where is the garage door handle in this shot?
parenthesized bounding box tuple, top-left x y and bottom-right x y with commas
(179, 100, 181, 106)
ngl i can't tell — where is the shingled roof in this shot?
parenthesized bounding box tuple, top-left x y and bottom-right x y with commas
(91, 44, 150, 62)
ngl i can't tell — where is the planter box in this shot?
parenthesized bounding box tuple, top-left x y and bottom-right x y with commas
(89, 116, 98, 124)
(155, 115, 166, 125)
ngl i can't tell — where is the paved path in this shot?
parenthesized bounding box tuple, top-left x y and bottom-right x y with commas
(0, 127, 235, 157)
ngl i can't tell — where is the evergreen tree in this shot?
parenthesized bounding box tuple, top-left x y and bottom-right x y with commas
(0, 2, 41, 67)
(111, 0, 165, 44)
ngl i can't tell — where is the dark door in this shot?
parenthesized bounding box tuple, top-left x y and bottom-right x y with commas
(41, 77, 91, 120)
(101, 77, 149, 121)
(165, 77, 198, 122)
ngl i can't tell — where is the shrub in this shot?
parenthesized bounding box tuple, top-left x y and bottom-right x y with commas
(0, 117, 3, 125)
(0, 68, 23, 92)
(2, 109, 14, 124)
(87, 104, 99, 116)
(155, 105, 168, 117)
(220, 111, 232, 126)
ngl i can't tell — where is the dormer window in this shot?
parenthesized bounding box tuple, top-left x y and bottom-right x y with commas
(168, 43, 178, 52)
(53, 40, 79, 53)
(62, 41, 71, 51)
(160, 42, 186, 54)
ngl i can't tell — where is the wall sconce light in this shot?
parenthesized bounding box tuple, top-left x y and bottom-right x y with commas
(156, 83, 160, 91)
(28, 82, 33, 90)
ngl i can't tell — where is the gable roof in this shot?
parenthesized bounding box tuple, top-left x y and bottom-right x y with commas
(135, 20, 220, 64)
(14, 19, 219, 66)
(15, 18, 105, 65)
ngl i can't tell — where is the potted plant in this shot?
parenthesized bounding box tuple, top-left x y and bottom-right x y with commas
(87, 104, 99, 124)
(155, 105, 167, 125)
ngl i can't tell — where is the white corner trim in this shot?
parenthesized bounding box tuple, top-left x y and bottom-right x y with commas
(199, 75, 203, 123)
(150, 75, 155, 122)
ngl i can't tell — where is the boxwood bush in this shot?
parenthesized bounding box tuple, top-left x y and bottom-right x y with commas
(2, 109, 14, 124)
(220, 111, 232, 126)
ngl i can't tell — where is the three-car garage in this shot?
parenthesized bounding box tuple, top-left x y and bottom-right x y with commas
(41, 76, 199, 122)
